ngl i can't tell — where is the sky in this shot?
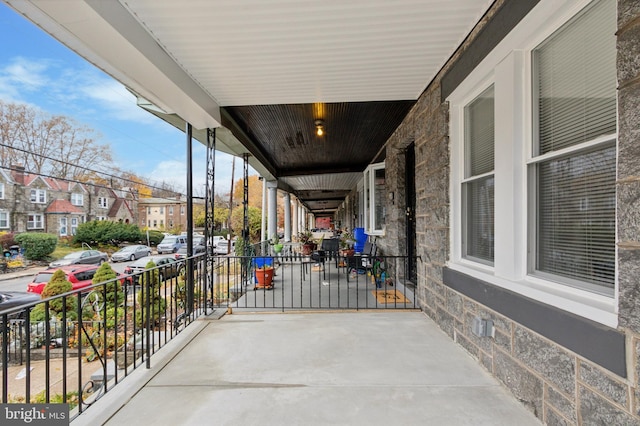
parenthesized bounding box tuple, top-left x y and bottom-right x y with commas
(0, 3, 247, 198)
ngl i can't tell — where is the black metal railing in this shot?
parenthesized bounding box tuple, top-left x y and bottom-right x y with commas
(0, 255, 212, 419)
(210, 250, 420, 311)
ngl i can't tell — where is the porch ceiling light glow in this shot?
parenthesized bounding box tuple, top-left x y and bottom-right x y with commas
(315, 119, 325, 136)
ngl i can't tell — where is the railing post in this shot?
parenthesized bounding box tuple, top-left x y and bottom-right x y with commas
(145, 269, 151, 369)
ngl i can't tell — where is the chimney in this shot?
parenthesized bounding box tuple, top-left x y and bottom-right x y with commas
(11, 164, 25, 185)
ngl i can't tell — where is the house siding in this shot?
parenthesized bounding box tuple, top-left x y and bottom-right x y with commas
(382, 0, 640, 423)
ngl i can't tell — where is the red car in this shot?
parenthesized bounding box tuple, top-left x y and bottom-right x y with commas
(27, 265, 123, 295)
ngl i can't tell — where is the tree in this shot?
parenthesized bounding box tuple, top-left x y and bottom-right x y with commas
(230, 206, 262, 242)
(136, 261, 167, 328)
(232, 175, 263, 209)
(0, 100, 114, 180)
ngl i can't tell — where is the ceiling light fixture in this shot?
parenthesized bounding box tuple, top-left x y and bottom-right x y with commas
(315, 119, 325, 137)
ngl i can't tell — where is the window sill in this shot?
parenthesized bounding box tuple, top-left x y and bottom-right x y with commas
(446, 262, 617, 328)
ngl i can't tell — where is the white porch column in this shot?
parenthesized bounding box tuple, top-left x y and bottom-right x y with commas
(292, 198, 299, 238)
(283, 192, 291, 242)
(267, 180, 278, 242)
(260, 177, 267, 242)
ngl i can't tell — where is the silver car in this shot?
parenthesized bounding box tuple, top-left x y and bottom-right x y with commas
(111, 245, 152, 262)
(49, 250, 109, 268)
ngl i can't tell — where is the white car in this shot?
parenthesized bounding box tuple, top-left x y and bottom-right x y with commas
(214, 239, 234, 255)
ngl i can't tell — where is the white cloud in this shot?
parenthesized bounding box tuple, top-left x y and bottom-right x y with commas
(0, 57, 50, 102)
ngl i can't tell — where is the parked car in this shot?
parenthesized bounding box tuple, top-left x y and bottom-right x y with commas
(48, 250, 109, 268)
(214, 239, 234, 255)
(156, 235, 187, 254)
(111, 245, 152, 262)
(28, 265, 102, 294)
(124, 255, 185, 285)
(174, 239, 207, 260)
(0, 291, 41, 318)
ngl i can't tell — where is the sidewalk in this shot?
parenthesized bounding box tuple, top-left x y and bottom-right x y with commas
(0, 266, 40, 282)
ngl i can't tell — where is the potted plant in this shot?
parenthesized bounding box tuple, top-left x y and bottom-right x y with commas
(255, 264, 274, 289)
(298, 230, 315, 256)
(340, 230, 355, 257)
(270, 233, 283, 254)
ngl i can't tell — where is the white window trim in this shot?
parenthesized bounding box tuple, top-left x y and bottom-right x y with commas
(71, 192, 83, 206)
(447, 0, 617, 328)
(60, 217, 68, 236)
(363, 161, 386, 236)
(30, 189, 46, 204)
(0, 210, 9, 228)
(0, 182, 4, 199)
(27, 213, 44, 229)
(98, 197, 108, 208)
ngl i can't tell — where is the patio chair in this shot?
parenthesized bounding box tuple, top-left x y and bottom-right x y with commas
(310, 238, 340, 278)
(346, 241, 377, 282)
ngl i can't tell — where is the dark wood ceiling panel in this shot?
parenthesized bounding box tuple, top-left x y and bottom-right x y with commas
(223, 101, 414, 176)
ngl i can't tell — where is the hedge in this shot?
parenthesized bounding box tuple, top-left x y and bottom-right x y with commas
(14, 233, 58, 260)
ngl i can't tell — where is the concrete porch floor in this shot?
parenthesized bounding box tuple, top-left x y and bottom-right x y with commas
(74, 311, 540, 425)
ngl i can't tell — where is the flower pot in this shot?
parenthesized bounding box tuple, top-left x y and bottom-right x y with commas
(302, 243, 315, 256)
(273, 243, 283, 254)
(255, 267, 274, 288)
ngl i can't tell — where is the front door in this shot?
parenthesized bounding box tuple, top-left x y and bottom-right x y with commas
(405, 143, 417, 284)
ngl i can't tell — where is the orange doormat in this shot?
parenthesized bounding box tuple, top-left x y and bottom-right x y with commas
(372, 290, 410, 304)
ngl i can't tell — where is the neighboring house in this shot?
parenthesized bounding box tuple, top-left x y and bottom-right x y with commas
(0, 165, 138, 235)
(138, 197, 188, 232)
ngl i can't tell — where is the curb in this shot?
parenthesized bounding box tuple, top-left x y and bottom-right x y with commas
(0, 267, 39, 282)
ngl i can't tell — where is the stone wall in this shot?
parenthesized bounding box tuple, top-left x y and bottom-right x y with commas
(381, 0, 640, 424)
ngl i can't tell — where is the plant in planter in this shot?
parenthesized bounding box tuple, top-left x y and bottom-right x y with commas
(297, 230, 315, 256)
(270, 233, 283, 254)
(254, 265, 274, 289)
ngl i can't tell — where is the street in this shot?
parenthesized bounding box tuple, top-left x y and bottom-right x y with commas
(0, 260, 134, 293)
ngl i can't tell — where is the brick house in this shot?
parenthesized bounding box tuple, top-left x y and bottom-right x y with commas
(138, 197, 188, 232)
(0, 166, 138, 236)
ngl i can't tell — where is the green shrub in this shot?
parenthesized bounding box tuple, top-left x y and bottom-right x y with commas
(144, 229, 164, 246)
(92, 262, 123, 308)
(74, 221, 143, 246)
(30, 269, 78, 322)
(135, 261, 166, 328)
(14, 233, 57, 260)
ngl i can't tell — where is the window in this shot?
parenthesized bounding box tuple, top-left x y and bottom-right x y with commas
(96, 216, 107, 221)
(447, 0, 617, 324)
(531, 0, 616, 295)
(71, 217, 78, 235)
(27, 214, 44, 229)
(98, 197, 108, 208)
(60, 217, 68, 236)
(0, 182, 4, 199)
(463, 86, 495, 265)
(147, 207, 151, 214)
(180, 206, 185, 215)
(169, 206, 174, 215)
(160, 207, 164, 214)
(153, 220, 157, 228)
(363, 162, 385, 235)
(71, 192, 83, 206)
(30, 189, 46, 204)
(0, 211, 8, 228)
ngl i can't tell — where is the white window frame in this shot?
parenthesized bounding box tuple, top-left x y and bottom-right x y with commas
(60, 217, 68, 236)
(30, 189, 46, 204)
(71, 192, 83, 206)
(98, 197, 108, 208)
(27, 214, 44, 229)
(363, 162, 386, 236)
(71, 217, 78, 235)
(447, 0, 617, 327)
(0, 210, 9, 228)
(0, 182, 4, 199)
(169, 206, 174, 215)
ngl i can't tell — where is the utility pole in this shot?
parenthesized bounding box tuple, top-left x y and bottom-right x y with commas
(227, 156, 235, 254)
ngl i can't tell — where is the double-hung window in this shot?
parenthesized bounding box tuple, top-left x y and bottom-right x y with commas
(0, 211, 8, 228)
(98, 197, 108, 208)
(0, 182, 4, 199)
(60, 217, 68, 236)
(530, 0, 616, 295)
(463, 86, 495, 265)
(448, 0, 617, 324)
(27, 214, 44, 229)
(71, 192, 83, 206)
(363, 162, 386, 235)
(30, 189, 46, 204)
